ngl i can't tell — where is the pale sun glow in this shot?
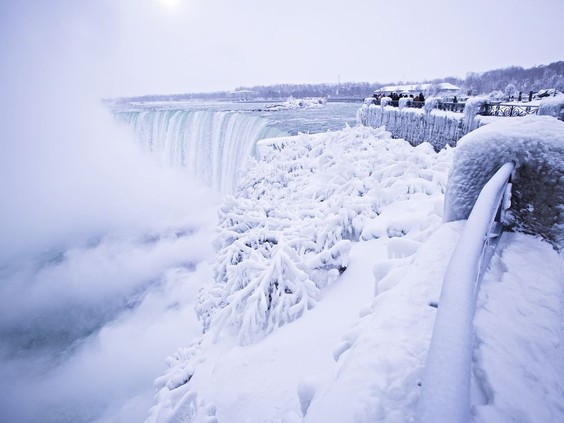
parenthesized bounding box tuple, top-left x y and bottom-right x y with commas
(159, 0, 180, 9)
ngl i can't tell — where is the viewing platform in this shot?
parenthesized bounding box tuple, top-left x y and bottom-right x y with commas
(365, 97, 540, 116)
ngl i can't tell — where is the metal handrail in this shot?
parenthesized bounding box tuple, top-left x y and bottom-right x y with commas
(479, 102, 539, 117)
(416, 162, 515, 423)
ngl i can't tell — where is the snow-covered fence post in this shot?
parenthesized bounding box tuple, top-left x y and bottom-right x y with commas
(416, 162, 515, 423)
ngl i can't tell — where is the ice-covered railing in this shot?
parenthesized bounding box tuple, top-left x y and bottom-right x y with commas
(416, 161, 514, 423)
(417, 115, 564, 422)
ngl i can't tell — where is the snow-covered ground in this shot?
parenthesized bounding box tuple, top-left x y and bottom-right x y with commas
(148, 124, 564, 422)
(473, 232, 564, 422)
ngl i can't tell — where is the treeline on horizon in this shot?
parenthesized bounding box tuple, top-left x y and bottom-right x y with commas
(116, 61, 564, 102)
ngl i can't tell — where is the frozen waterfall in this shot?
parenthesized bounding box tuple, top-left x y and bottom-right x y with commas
(117, 110, 288, 193)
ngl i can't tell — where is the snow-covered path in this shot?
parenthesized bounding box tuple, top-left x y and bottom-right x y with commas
(473, 233, 564, 422)
(303, 222, 464, 423)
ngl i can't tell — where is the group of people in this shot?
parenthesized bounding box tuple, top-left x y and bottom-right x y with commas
(369, 92, 465, 112)
(372, 92, 426, 102)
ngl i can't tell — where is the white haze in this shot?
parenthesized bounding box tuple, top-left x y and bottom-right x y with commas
(1, 1, 562, 421)
(3, 1, 563, 97)
(0, 1, 219, 422)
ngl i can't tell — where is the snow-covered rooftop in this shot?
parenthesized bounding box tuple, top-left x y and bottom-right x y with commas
(375, 82, 460, 93)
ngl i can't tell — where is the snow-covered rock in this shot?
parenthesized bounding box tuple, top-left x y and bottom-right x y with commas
(443, 115, 564, 248)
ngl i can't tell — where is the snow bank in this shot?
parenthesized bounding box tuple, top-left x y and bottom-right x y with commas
(305, 229, 564, 423)
(357, 103, 470, 150)
(444, 115, 564, 248)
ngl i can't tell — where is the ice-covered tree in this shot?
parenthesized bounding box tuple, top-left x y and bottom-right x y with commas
(504, 83, 517, 100)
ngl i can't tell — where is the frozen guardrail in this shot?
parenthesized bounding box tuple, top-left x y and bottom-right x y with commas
(416, 161, 515, 423)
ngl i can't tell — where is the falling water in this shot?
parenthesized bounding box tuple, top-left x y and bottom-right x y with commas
(117, 110, 288, 194)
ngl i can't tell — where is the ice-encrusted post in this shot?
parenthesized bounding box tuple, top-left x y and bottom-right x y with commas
(462, 96, 488, 132)
(416, 162, 514, 423)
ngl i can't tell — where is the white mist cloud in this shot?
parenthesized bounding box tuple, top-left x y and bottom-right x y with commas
(0, 0, 219, 260)
(0, 258, 214, 423)
(0, 2, 219, 422)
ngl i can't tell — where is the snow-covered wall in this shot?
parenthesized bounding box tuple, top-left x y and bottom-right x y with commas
(357, 103, 477, 150)
(443, 116, 564, 249)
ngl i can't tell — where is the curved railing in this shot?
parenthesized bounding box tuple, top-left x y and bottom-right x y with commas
(480, 102, 539, 117)
(416, 162, 515, 423)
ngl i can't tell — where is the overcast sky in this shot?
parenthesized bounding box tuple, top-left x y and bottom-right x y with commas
(1, 0, 563, 97)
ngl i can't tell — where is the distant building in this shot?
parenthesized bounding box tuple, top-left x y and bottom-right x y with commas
(226, 90, 256, 100)
(375, 82, 460, 95)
